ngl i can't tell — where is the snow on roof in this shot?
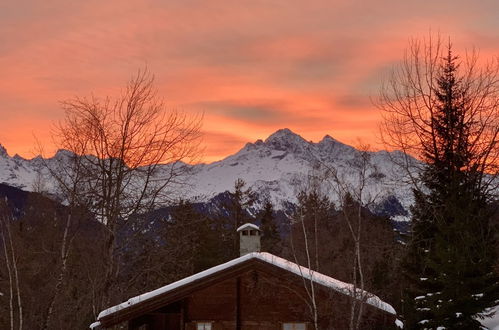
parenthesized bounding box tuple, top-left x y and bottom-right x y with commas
(96, 252, 395, 322)
(236, 223, 260, 232)
(478, 305, 499, 330)
(89, 321, 101, 329)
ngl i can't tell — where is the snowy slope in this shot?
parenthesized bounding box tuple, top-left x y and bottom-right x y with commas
(0, 129, 416, 217)
(0, 146, 72, 194)
(180, 128, 416, 216)
(0, 144, 39, 191)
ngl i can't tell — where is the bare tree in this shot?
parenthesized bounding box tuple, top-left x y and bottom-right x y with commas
(0, 200, 23, 330)
(290, 216, 319, 329)
(289, 171, 344, 329)
(36, 146, 87, 330)
(323, 146, 384, 330)
(377, 35, 499, 194)
(287, 147, 391, 329)
(376, 35, 499, 328)
(290, 199, 319, 330)
(50, 69, 202, 310)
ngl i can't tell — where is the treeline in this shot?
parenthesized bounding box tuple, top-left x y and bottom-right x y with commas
(0, 179, 402, 329)
(0, 186, 107, 329)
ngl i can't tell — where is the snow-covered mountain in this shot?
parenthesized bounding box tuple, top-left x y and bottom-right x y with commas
(183, 129, 415, 213)
(0, 128, 417, 220)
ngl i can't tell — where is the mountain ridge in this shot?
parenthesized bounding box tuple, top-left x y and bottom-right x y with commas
(0, 128, 416, 221)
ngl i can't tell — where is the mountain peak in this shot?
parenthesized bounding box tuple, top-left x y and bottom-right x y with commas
(54, 149, 76, 159)
(265, 128, 307, 144)
(318, 134, 344, 145)
(321, 134, 335, 142)
(263, 128, 310, 152)
(13, 154, 26, 161)
(266, 128, 297, 139)
(317, 134, 354, 155)
(0, 143, 8, 158)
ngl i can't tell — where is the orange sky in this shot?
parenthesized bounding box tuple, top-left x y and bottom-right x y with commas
(1, 0, 498, 163)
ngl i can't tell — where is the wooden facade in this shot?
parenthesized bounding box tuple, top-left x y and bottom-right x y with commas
(96, 256, 396, 329)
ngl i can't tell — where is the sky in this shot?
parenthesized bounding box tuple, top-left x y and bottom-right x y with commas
(1, 0, 498, 163)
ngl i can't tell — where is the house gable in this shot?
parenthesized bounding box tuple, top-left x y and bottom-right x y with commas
(95, 253, 396, 329)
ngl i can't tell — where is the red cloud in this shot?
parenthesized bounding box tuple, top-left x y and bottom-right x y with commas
(0, 0, 498, 161)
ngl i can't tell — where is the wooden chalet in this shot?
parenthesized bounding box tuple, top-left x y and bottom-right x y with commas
(90, 224, 398, 330)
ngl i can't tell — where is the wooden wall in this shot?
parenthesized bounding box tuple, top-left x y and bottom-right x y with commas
(128, 268, 396, 330)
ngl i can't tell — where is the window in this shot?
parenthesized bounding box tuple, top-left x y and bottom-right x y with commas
(283, 323, 306, 330)
(250, 230, 258, 236)
(197, 322, 212, 330)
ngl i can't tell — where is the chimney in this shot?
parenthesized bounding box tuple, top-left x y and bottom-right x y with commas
(237, 223, 261, 256)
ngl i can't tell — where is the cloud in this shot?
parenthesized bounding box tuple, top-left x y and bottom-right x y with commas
(0, 0, 498, 161)
(334, 94, 372, 110)
(200, 130, 250, 163)
(193, 100, 292, 124)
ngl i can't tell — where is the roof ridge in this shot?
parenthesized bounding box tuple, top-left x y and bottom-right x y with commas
(96, 252, 395, 325)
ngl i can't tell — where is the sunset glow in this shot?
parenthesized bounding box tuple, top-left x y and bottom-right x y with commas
(1, 0, 498, 162)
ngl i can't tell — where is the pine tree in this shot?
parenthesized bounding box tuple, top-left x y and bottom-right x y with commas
(168, 200, 220, 274)
(291, 189, 335, 272)
(404, 47, 499, 329)
(217, 178, 257, 259)
(259, 199, 281, 255)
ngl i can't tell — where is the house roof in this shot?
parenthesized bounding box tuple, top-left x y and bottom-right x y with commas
(92, 252, 396, 328)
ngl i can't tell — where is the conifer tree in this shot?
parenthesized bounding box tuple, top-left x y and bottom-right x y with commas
(292, 189, 335, 272)
(399, 46, 499, 329)
(217, 178, 257, 259)
(259, 199, 281, 255)
(168, 200, 220, 273)
(120, 200, 213, 294)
